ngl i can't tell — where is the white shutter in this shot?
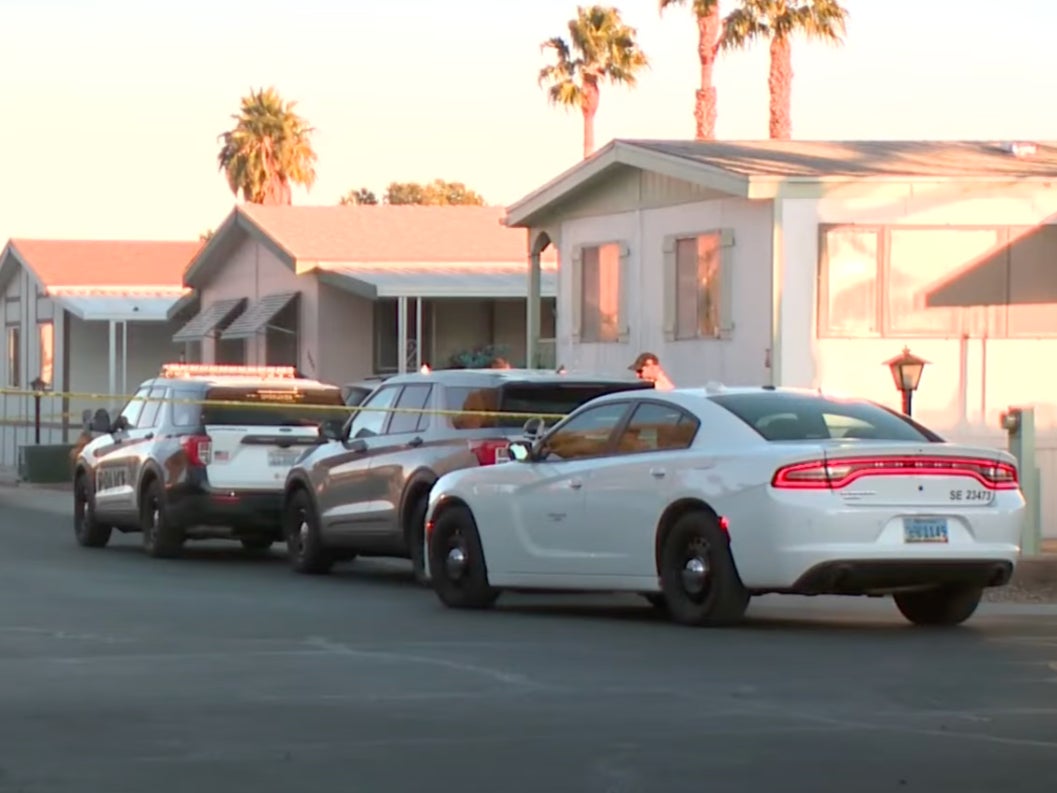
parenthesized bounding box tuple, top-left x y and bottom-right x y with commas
(718, 227, 736, 339)
(617, 243, 631, 343)
(662, 235, 678, 342)
(570, 246, 583, 343)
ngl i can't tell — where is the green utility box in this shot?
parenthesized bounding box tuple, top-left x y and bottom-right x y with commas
(17, 444, 76, 484)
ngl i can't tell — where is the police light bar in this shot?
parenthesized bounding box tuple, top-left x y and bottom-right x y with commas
(159, 363, 298, 379)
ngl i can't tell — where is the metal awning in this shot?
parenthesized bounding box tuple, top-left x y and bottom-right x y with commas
(221, 291, 299, 340)
(317, 265, 558, 300)
(173, 297, 246, 342)
(51, 291, 188, 322)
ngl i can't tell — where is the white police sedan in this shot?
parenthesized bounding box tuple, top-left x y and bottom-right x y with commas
(423, 386, 1024, 628)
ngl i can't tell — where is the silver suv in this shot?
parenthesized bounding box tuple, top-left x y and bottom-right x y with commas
(281, 368, 652, 581)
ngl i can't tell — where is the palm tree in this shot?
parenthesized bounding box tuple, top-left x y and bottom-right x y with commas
(658, 0, 721, 140)
(720, 0, 848, 139)
(217, 87, 317, 204)
(539, 5, 649, 159)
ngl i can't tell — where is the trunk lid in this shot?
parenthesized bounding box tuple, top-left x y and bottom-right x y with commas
(202, 383, 348, 491)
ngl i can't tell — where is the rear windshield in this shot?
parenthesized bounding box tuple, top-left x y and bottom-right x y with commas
(341, 385, 374, 407)
(444, 381, 651, 429)
(202, 386, 349, 430)
(708, 392, 942, 443)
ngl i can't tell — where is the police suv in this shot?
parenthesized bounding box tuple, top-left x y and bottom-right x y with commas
(72, 363, 348, 558)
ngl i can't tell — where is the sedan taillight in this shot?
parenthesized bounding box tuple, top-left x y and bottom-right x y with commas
(771, 456, 1019, 491)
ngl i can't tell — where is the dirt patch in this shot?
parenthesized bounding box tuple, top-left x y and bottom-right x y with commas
(984, 582, 1057, 604)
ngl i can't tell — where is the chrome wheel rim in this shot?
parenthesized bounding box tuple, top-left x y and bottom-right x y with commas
(681, 538, 711, 598)
(445, 544, 467, 580)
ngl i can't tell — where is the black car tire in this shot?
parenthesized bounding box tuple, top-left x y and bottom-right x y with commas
(140, 479, 184, 559)
(285, 488, 335, 575)
(643, 593, 667, 611)
(659, 511, 750, 627)
(427, 504, 499, 609)
(73, 473, 112, 548)
(894, 585, 983, 627)
(407, 495, 430, 586)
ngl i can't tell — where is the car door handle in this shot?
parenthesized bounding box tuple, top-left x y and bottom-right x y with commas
(407, 436, 423, 448)
(650, 468, 666, 479)
(568, 478, 583, 490)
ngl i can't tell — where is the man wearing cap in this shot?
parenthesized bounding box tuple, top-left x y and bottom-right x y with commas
(629, 352, 675, 391)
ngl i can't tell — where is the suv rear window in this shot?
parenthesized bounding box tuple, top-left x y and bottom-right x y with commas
(202, 386, 349, 431)
(708, 392, 942, 443)
(445, 381, 651, 429)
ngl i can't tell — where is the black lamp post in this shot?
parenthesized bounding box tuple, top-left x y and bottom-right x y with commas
(30, 376, 49, 445)
(884, 347, 928, 417)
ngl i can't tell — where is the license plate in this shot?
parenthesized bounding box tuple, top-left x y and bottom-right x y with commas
(268, 449, 300, 467)
(903, 517, 949, 544)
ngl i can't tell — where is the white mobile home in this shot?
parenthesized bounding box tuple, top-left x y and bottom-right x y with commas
(506, 139, 1057, 536)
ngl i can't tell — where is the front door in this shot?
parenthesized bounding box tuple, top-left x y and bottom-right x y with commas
(317, 384, 403, 541)
(93, 387, 155, 520)
(507, 400, 632, 576)
(581, 400, 701, 578)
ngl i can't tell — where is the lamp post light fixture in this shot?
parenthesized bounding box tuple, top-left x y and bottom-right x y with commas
(884, 346, 928, 417)
(30, 376, 50, 445)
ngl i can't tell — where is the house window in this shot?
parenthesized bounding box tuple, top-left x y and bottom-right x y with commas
(818, 224, 1057, 339)
(819, 227, 880, 337)
(1006, 225, 1057, 337)
(675, 234, 722, 339)
(886, 228, 1006, 336)
(38, 321, 54, 388)
(6, 325, 19, 388)
(580, 243, 622, 343)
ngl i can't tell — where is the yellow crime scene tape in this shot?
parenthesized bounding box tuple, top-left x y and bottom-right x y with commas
(0, 387, 570, 423)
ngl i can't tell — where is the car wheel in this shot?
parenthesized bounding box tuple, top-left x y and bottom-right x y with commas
(407, 495, 430, 586)
(894, 585, 983, 627)
(659, 511, 749, 627)
(73, 473, 111, 548)
(240, 537, 273, 553)
(141, 479, 184, 559)
(284, 488, 335, 575)
(427, 505, 499, 609)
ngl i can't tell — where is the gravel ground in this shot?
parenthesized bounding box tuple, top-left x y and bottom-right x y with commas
(984, 581, 1057, 603)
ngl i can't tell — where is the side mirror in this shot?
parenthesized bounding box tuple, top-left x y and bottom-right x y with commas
(318, 421, 342, 442)
(522, 416, 546, 439)
(111, 415, 130, 433)
(344, 437, 368, 454)
(90, 409, 112, 434)
(507, 440, 533, 463)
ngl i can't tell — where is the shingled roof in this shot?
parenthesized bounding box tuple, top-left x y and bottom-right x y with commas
(185, 204, 555, 288)
(0, 239, 202, 290)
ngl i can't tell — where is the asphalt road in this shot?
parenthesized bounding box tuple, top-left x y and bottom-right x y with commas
(2, 494, 1057, 793)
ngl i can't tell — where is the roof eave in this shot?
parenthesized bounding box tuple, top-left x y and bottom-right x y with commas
(504, 140, 754, 228)
(183, 206, 299, 288)
(748, 173, 1057, 200)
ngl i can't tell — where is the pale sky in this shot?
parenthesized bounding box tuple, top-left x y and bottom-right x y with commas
(1, 0, 1054, 244)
